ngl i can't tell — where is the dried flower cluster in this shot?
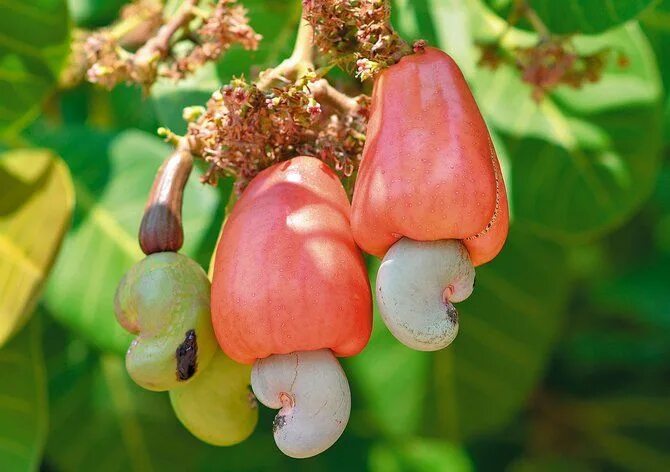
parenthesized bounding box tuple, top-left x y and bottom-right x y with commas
(478, 38, 611, 102)
(168, 0, 262, 79)
(65, 0, 260, 90)
(185, 75, 369, 193)
(302, 0, 411, 80)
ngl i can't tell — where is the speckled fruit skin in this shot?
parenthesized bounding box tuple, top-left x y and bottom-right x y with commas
(351, 47, 509, 266)
(211, 156, 372, 364)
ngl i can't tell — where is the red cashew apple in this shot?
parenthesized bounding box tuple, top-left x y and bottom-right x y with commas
(211, 156, 372, 458)
(351, 47, 509, 351)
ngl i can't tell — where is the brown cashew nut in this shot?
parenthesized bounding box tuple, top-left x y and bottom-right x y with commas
(139, 147, 193, 255)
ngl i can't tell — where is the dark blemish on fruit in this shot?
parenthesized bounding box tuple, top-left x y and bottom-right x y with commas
(176, 329, 197, 381)
(445, 302, 459, 325)
(273, 414, 287, 433)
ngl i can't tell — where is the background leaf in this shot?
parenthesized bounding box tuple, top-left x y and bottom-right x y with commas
(0, 149, 74, 346)
(348, 227, 569, 442)
(0, 0, 70, 137)
(67, 0, 126, 28)
(473, 8, 662, 241)
(36, 128, 225, 354)
(432, 227, 569, 440)
(483, 0, 657, 35)
(368, 439, 473, 472)
(0, 315, 48, 471)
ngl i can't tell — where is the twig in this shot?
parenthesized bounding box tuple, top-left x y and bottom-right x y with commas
(256, 17, 315, 91)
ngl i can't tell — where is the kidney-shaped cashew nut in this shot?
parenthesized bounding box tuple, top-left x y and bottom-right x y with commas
(376, 238, 475, 351)
(251, 349, 350, 458)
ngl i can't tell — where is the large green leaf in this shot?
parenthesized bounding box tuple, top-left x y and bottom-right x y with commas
(471, 5, 662, 242)
(0, 316, 48, 471)
(0, 0, 70, 137)
(434, 227, 569, 440)
(640, 0, 670, 143)
(39, 128, 224, 354)
(483, 0, 656, 35)
(0, 149, 74, 346)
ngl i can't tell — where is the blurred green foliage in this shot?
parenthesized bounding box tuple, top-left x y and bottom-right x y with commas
(1, 0, 669, 470)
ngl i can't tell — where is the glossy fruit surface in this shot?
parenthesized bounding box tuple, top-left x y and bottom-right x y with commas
(170, 350, 258, 446)
(114, 252, 217, 391)
(211, 156, 372, 364)
(351, 47, 509, 266)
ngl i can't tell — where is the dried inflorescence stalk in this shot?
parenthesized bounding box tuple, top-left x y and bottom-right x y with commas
(65, 0, 261, 90)
(302, 0, 411, 80)
(185, 75, 369, 193)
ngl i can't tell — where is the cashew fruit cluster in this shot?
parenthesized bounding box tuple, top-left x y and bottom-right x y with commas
(351, 47, 509, 351)
(115, 252, 257, 446)
(211, 156, 372, 458)
(115, 45, 509, 459)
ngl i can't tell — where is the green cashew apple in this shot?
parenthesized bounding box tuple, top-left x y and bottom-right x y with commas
(170, 350, 258, 446)
(114, 252, 217, 391)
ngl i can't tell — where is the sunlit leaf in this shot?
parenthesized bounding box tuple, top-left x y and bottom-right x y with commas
(0, 316, 48, 471)
(0, 149, 73, 346)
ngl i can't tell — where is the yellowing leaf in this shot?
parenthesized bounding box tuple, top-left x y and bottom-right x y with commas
(0, 149, 74, 346)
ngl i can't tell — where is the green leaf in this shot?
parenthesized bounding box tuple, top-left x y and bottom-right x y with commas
(0, 0, 70, 137)
(42, 319, 302, 471)
(349, 229, 569, 442)
(482, 0, 656, 35)
(470, 17, 663, 241)
(640, 0, 670, 142)
(0, 149, 74, 346)
(432, 227, 569, 440)
(369, 439, 473, 472)
(0, 315, 48, 471)
(67, 0, 126, 28)
(151, 63, 221, 135)
(39, 128, 223, 354)
(215, 0, 299, 81)
(591, 256, 670, 330)
(529, 0, 657, 35)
